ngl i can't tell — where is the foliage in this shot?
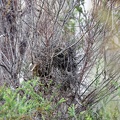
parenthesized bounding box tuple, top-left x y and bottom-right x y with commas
(1, 79, 120, 120)
(68, 104, 77, 119)
(0, 80, 66, 119)
(97, 91, 120, 120)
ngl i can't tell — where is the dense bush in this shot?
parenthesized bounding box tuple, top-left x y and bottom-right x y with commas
(0, 0, 120, 120)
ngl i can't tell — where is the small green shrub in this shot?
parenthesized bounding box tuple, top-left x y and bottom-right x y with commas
(0, 79, 67, 120)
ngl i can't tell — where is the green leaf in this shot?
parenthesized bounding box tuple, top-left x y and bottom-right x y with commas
(68, 104, 76, 117)
(75, 6, 82, 13)
(58, 98, 66, 104)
